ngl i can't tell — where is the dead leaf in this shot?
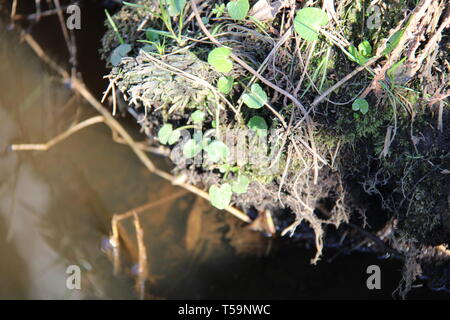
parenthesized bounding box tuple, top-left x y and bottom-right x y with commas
(249, 0, 288, 22)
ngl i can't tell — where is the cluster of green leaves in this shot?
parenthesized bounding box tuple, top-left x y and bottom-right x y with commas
(123, 0, 187, 48)
(348, 40, 373, 65)
(157, 123, 181, 145)
(110, 43, 131, 66)
(212, 4, 226, 18)
(209, 173, 250, 209)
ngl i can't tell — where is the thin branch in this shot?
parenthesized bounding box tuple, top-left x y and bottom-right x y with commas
(11, 116, 105, 151)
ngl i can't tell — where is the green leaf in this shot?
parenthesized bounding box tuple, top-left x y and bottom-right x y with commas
(382, 30, 404, 56)
(348, 45, 359, 63)
(242, 83, 268, 109)
(110, 44, 131, 66)
(168, 129, 181, 145)
(212, 3, 226, 17)
(209, 183, 232, 209)
(352, 98, 369, 114)
(146, 29, 160, 42)
(183, 139, 202, 158)
(387, 57, 406, 82)
(247, 116, 268, 137)
(217, 76, 234, 94)
(205, 141, 230, 162)
(358, 40, 372, 57)
(231, 175, 250, 194)
(122, 2, 145, 8)
(294, 7, 329, 42)
(227, 0, 249, 20)
(158, 124, 174, 144)
(191, 110, 205, 124)
(166, 0, 186, 16)
(158, 124, 180, 145)
(208, 47, 233, 73)
(348, 42, 371, 65)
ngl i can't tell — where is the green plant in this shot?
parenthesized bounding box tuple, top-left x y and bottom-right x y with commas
(157, 124, 181, 145)
(352, 98, 369, 116)
(247, 116, 268, 137)
(205, 140, 230, 163)
(105, 9, 125, 44)
(226, 0, 250, 20)
(124, 0, 187, 46)
(217, 76, 234, 94)
(382, 30, 404, 56)
(138, 29, 167, 55)
(209, 183, 233, 209)
(212, 3, 226, 18)
(110, 44, 131, 66)
(294, 7, 329, 42)
(183, 139, 203, 158)
(242, 83, 268, 109)
(348, 40, 373, 65)
(231, 175, 250, 194)
(208, 173, 251, 209)
(190, 110, 205, 124)
(208, 47, 233, 73)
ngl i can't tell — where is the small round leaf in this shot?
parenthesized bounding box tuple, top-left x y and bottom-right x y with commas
(294, 8, 329, 42)
(242, 83, 268, 109)
(226, 0, 249, 20)
(110, 44, 132, 66)
(158, 124, 174, 144)
(231, 175, 250, 194)
(183, 139, 202, 158)
(217, 76, 234, 94)
(205, 141, 230, 163)
(247, 116, 268, 137)
(208, 47, 233, 73)
(352, 98, 369, 114)
(191, 110, 205, 124)
(209, 183, 232, 209)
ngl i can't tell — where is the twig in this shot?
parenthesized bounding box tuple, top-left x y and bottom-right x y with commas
(53, 0, 77, 76)
(10, 0, 18, 20)
(133, 212, 148, 300)
(11, 116, 105, 151)
(311, 55, 382, 107)
(111, 214, 121, 275)
(115, 190, 189, 221)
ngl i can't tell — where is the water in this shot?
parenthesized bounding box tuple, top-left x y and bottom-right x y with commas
(0, 5, 447, 299)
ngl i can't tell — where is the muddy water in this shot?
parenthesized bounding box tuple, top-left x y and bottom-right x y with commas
(0, 11, 446, 299)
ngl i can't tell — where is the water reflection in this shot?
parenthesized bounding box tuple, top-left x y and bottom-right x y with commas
(0, 21, 137, 299)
